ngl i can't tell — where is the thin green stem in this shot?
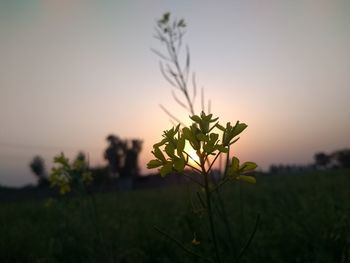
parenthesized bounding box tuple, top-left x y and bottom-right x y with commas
(202, 163, 221, 263)
(184, 150, 202, 167)
(207, 152, 222, 174)
(154, 226, 214, 263)
(185, 163, 202, 174)
(213, 188, 235, 248)
(239, 181, 246, 243)
(88, 191, 114, 263)
(210, 177, 229, 194)
(228, 214, 260, 263)
(196, 191, 207, 209)
(183, 173, 204, 187)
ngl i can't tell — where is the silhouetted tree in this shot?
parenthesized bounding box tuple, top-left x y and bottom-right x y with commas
(74, 151, 89, 170)
(334, 149, 350, 168)
(75, 151, 87, 162)
(29, 155, 49, 187)
(122, 139, 143, 177)
(104, 135, 126, 178)
(314, 152, 331, 168)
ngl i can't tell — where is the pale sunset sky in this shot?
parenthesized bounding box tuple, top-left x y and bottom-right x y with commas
(1, 0, 349, 187)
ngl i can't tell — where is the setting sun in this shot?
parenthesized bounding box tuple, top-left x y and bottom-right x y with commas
(184, 142, 200, 168)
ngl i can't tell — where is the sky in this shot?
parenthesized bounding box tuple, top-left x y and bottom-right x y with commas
(1, 0, 349, 187)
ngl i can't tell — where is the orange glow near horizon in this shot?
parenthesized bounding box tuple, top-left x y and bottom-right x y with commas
(184, 142, 201, 169)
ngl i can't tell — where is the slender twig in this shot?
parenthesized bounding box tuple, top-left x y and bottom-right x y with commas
(185, 163, 202, 174)
(183, 150, 202, 167)
(154, 19, 196, 117)
(191, 72, 197, 106)
(210, 177, 230, 194)
(196, 191, 207, 209)
(213, 187, 235, 246)
(154, 226, 214, 263)
(159, 104, 184, 126)
(207, 152, 222, 174)
(239, 181, 246, 243)
(87, 190, 114, 263)
(159, 62, 178, 88)
(183, 173, 204, 187)
(201, 87, 205, 113)
(229, 214, 260, 263)
(172, 90, 189, 111)
(151, 48, 172, 62)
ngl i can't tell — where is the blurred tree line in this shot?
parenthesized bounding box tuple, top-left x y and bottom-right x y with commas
(314, 149, 350, 169)
(30, 145, 349, 186)
(268, 148, 350, 174)
(29, 134, 142, 188)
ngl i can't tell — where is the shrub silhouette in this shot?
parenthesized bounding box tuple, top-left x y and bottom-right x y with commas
(104, 135, 143, 180)
(29, 155, 49, 187)
(104, 134, 126, 178)
(314, 152, 331, 168)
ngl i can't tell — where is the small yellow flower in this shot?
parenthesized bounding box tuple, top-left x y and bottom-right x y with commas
(191, 233, 200, 245)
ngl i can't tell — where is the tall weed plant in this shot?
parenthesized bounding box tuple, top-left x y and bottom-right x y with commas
(148, 13, 259, 263)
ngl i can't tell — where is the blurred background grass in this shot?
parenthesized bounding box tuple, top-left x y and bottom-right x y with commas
(0, 169, 349, 263)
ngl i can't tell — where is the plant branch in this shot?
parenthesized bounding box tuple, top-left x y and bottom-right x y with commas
(183, 173, 204, 187)
(154, 226, 214, 263)
(159, 104, 185, 126)
(230, 214, 260, 263)
(202, 163, 221, 263)
(207, 152, 222, 174)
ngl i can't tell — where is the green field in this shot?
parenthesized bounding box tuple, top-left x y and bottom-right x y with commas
(1, 169, 349, 263)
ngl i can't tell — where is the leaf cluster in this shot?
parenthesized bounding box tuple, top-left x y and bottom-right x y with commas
(49, 153, 93, 195)
(147, 112, 257, 184)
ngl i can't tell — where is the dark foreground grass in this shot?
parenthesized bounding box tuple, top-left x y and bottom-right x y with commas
(0, 169, 349, 263)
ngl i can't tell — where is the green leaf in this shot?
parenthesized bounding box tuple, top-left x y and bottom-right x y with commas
(177, 135, 185, 155)
(165, 143, 176, 158)
(199, 119, 210, 133)
(227, 157, 240, 177)
(153, 147, 166, 162)
(203, 143, 214, 154)
(229, 137, 240, 145)
(232, 157, 240, 172)
(173, 158, 185, 172)
(196, 133, 207, 141)
(160, 162, 173, 177)
(153, 138, 167, 148)
(174, 123, 181, 133)
(202, 112, 212, 119)
(216, 145, 228, 153)
(190, 115, 201, 123)
(210, 133, 219, 142)
(209, 117, 219, 123)
(233, 123, 247, 137)
(240, 162, 257, 172)
(237, 175, 256, 184)
(147, 159, 163, 169)
(183, 127, 194, 141)
(190, 141, 200, 151)
(216, 123, 225, 131)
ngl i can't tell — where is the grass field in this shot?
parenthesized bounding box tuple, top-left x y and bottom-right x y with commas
(1, 169, 349, 263)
